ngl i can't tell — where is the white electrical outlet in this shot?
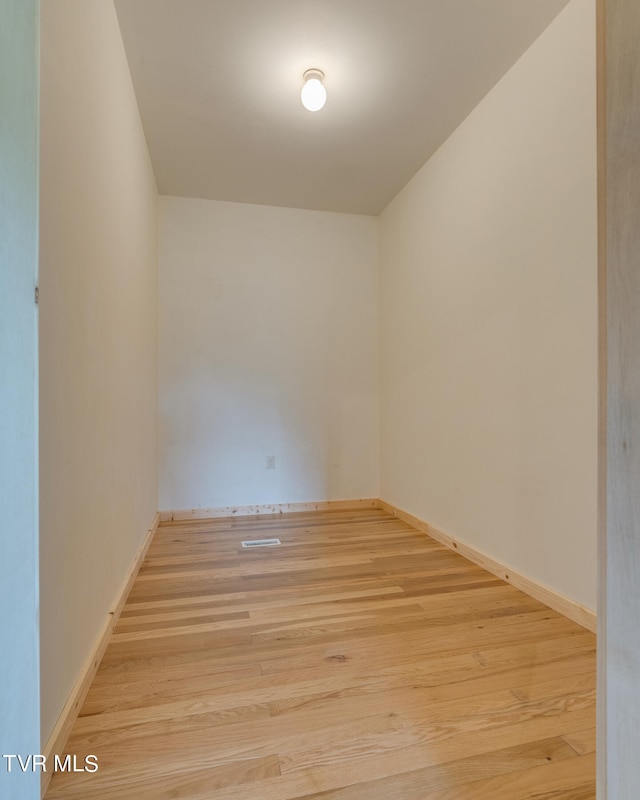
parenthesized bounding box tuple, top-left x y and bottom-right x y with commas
(266, 455, 276, 469)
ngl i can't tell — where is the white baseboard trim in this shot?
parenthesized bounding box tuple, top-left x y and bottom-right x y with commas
(377, 499, 597, 634)
(159, 498, 379, 522)
(41, 512, 160, 798)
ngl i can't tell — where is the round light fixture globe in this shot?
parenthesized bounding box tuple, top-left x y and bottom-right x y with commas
(301, 69, 327, 112)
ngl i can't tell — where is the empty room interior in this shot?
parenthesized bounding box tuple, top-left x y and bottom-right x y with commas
(11, 0, 639, 797)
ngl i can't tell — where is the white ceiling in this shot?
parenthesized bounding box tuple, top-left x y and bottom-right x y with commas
(114, 0, 570, 215)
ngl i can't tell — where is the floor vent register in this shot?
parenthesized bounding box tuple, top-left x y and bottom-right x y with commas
(241, 538, 281, 548)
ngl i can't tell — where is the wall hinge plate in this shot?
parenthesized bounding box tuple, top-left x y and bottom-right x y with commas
(35, 286, 39, 305)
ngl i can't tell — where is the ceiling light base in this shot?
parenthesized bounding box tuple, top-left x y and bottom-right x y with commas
(303, 68, 324, 83)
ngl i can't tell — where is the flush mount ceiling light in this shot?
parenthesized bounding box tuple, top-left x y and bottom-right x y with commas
(301, 69, 327, 112)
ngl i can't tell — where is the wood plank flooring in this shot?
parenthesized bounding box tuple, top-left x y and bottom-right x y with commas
(44, 508, 596, 799)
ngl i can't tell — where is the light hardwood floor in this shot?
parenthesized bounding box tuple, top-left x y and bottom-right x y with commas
(45, 508, 596, 800)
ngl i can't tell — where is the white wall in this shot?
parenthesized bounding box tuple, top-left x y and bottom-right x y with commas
(39, 0, 158, 745)
(0, 2, 40, 797)
(379, 0, 598, 610)
(159, 197, 379, 510)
